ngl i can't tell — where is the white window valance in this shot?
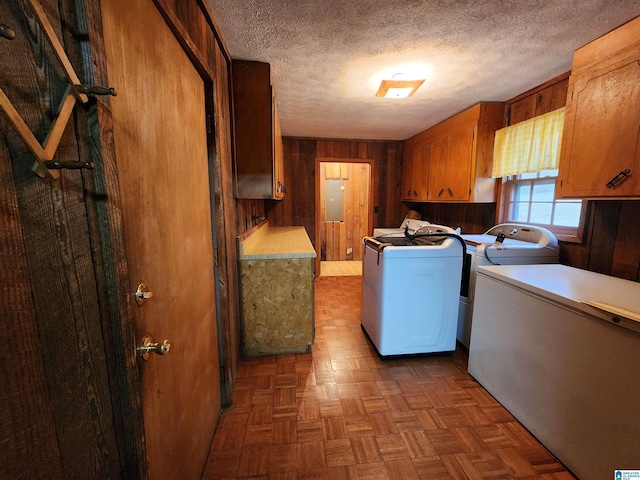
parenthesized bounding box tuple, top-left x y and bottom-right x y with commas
(491, 107, 565, 178)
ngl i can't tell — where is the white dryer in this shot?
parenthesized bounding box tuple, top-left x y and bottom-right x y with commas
(458, 223, 559, 348)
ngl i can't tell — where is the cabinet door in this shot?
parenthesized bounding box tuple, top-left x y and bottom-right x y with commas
(428, 127, 474, 201)
(401, 145, 414, 200)
(444, 127, 474, 201)
(401, 144, 429, 200)
(557, 60, 640, 198)
(273, 98, 285, 199)
(412, 144, 429, 200)
(427, 137, 449, 200)
(233, 60, 284, 199)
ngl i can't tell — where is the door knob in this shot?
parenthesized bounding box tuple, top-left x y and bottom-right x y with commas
(137, 335, 171, 360)
(134, 283, 154, 305)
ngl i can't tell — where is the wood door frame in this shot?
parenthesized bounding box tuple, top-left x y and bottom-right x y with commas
(86, 0, 232, 476)
(315, 157, 375, 273)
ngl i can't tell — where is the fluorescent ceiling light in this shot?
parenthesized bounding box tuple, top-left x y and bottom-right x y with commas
(375, 78, 425, 98)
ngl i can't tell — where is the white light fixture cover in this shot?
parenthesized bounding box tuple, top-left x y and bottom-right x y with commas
(384, 87, 414, 98)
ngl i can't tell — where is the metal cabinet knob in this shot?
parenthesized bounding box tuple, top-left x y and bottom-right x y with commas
(137, 336, 171, 360)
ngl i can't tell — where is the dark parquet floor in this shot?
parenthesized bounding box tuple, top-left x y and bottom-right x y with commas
(202, 275, 575, 479)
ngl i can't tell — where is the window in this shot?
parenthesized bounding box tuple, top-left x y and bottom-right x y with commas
(492, 108, 585, 242)
(502, 169, 585, 241)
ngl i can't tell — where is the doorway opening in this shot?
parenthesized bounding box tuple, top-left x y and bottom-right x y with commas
(316, 160, 372, 276)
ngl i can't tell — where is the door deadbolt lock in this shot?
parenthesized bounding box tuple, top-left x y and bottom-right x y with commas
(137, 336, 171, 360)
(134, 283, 154, 305)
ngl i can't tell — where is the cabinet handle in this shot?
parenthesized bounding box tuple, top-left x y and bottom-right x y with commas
(605, 169, 631, 188)
(413, 190, 417, 197)
(447, 188, 454, 197)
(407, 189, 411, 197)
(438, 189, 444, 197)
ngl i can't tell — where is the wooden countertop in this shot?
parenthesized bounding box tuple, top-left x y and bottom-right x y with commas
(239, 224, 316, 259)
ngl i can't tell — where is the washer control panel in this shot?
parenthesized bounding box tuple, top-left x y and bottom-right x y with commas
(485, 223, 557, 247)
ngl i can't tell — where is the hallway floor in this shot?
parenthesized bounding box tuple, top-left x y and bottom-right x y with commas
(319, 261, 362, 277)
(203, 276, 574, 479)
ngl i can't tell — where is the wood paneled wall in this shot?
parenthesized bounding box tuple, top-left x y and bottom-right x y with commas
(0, 1, 124, 477)
(507, 73, 569, 124)
(563, 200, 640, 280)
(238, 139, 406, 248)
(407, 202, 497, 235)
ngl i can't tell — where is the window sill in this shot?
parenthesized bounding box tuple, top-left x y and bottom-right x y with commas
(513, 223, 583, 244)
(555, 232, 582, 244)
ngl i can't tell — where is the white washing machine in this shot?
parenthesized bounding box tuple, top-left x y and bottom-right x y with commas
(458, 223, 559, 348)
(361, 223, 465, 356)
(372, 218, 432, 238)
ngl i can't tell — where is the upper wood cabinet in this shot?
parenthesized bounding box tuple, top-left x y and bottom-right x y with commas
(401, 143, 429, 201)
(427, 125, 475, 201)
(232, 60, 285, 199)
(403, 102, 505, 203)
(556, 16, 640, 199)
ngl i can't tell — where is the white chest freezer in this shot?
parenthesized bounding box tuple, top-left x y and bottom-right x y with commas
(468, 264, 640, 480)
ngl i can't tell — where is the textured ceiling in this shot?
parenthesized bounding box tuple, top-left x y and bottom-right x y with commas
(207, 1, 640, 141)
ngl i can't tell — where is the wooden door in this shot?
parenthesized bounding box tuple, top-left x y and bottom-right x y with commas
(318, 162, 370, 261)
(101, 1, 221, 479)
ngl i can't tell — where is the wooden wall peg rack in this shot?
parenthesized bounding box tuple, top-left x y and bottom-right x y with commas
(0, 0, 116, 179)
